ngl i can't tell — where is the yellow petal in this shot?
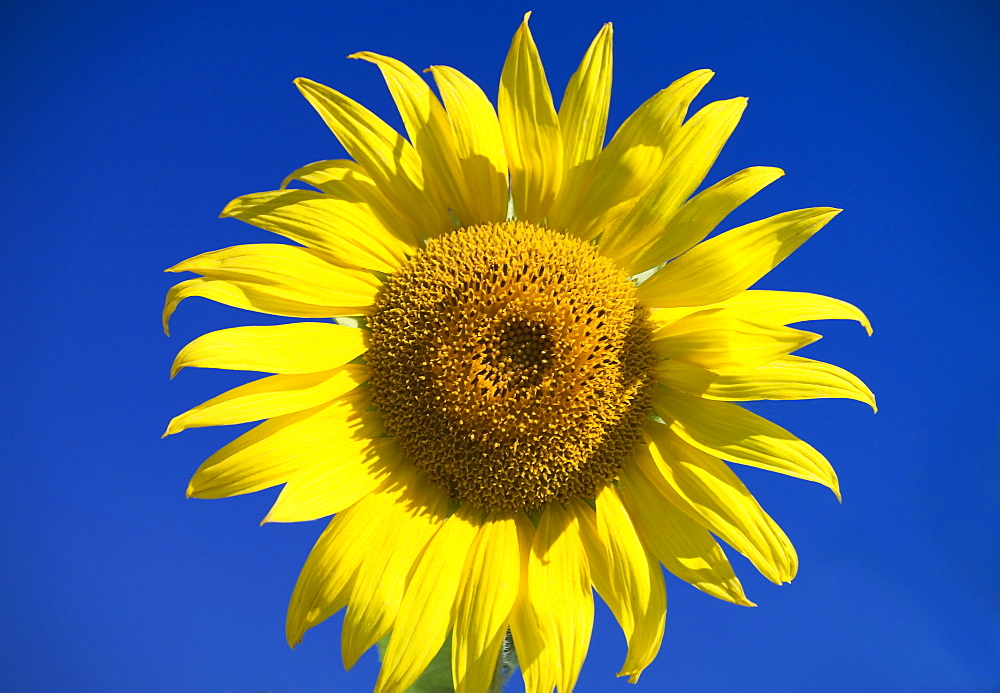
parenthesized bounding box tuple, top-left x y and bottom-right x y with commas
(637, 208, 841, 308)
(499, 12, 563, 223)
(567, 69, 714, 239)
(511, 502, 593, 693)
(281, 157, 369, 192)
(701, 289, 873, 335)
(341, 468, 449, 670)
(646, 304, 706, 330)
(643, 425, 798, 584)
(263, 436, 403, 524)
(453, 511, 520, 693)
(618, 456, 754, 606)
(163, 277, 369, 336)
(281, 159, 423, 246)
(652, 386, 841, 497)
(186, 390, 375, 499)
(548, 23, 613, 230)
(220, 188, 414, 273)
(658, 354, 877, 410)
(168, 243, 380, 308)
(351, 52, 475, 226)
(590, 487, 666, 683)
(164, 364, 367, 435)
(508, 513, 552, 693)
(652, 309, 820, 371)
(599, 97, 748, 265)
(287, 488, 395, 647)
(375, 508, 479, 693)
(294, 77, 451, 234)
(170, 322, 367, 378)
(627, 166, 785, 273)
(428, 65, 508, 225)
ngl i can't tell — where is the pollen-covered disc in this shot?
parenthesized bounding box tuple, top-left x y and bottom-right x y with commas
(367, 221, 656, 510)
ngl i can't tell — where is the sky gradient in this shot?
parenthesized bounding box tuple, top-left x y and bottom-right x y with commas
(2, 0, 998, 690)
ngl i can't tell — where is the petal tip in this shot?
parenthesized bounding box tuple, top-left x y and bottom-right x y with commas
(218, 199, 238, 218)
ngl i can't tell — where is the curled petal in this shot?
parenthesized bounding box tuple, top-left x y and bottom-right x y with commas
(351, 52, 475, 225)
(658, 354, 876, 410)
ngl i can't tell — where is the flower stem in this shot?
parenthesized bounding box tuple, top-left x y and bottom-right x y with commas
(378, 630, 518, 692)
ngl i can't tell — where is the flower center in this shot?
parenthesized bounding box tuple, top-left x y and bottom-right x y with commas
(367, 221, 656, 511)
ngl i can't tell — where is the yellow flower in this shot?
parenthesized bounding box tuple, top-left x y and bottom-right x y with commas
(164, 13, 873, 693)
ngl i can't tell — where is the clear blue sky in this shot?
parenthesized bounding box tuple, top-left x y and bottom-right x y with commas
(2, 0, 997, 690)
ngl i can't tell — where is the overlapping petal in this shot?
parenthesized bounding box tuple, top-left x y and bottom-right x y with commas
(510, 503, 591, 693)
(428, 65, 509, 224)
(281, 159, 424, 246)
(286, 481, 415, 647)
(627, 166, 785, 274)
(186, 389, 376, 499)
(618, 457, 753, 606)
(264, 436, 404, 524)
(652, 385, 840, 497)
(163, 277, 365, 336)
(643, 425, 798, 584)
(585, 488, 666, 682)
(500, 13, 563, 223)
(294, 78, 452, 234)
(165, 364, 367, 435)
(167, 243, 381, 311)
(701, 289, 873, 335)
(566, 68, 714, 239)
(221, 189, 414, 272)
(341, 467, 450, 669)
(658, 354, 876, 409)
(652, 309, 820, 371)
(352, 52, 476, 225)
(638, 208, 841, 307)
(375, 508, 479, 693)
(598, 96, 748, 264)
(548, 23, 613, 229)
(452, 512, 520, 693)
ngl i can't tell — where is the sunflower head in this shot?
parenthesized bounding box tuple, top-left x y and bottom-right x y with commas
(367, 220, 657, 511)
(165, 13, 872, 693)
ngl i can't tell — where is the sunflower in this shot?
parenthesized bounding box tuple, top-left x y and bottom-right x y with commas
(164, 13, 873, 693)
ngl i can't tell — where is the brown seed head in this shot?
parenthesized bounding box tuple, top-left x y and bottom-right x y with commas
(367, 221, 656, 511)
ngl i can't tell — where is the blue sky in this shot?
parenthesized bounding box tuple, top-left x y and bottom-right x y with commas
(2, 0, 998, 690)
